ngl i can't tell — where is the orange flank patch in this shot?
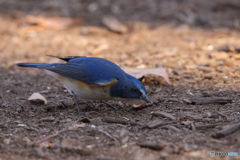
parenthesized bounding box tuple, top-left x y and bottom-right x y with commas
(77, 79, 118, 88)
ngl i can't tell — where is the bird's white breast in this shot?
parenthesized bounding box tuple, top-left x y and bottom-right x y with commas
(44, 70, 112, 100)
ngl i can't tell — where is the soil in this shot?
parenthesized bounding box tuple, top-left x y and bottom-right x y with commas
(1, 0, 240, 160)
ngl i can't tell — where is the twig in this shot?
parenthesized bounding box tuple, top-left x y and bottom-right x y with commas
(33, 128, 68, 146)
(145, 118, 203, 129)
(98, 130, 117, 141)
(217, 112, 229, 120)
(190, 121, 196, 131)
(195, 122, 230, 129)
(101, 101, 118, 110)
(151, 111, 176, 120)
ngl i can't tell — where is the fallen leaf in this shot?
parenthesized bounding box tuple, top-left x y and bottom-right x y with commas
(102, 15, 128, 33)
(28, 93, 48, 105)
(123, 67, 171, 85)
(24, 16, 82, 31)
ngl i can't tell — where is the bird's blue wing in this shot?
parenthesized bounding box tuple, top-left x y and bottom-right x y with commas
(39, 57, 124, 86)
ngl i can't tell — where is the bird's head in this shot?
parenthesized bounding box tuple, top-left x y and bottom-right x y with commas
(111, 74, 152, 104)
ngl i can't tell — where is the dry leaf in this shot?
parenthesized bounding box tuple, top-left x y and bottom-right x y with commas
(28, 93, 48, 105)
(25, 16, 82, 30)
(123, 67, 171, 85)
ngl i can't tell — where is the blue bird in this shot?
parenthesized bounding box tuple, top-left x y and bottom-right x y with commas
(16, 55, 153, 114)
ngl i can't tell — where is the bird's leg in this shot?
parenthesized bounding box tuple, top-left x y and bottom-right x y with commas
(101, 101, 118, 110)
(71, 91, 82, 115)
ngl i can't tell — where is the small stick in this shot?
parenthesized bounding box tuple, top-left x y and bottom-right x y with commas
(98, 130, 116, 141)
(101, 101, 118, 110)
(217, 112, 229, 120)
(190, 121, 196, 131)
(144, 118, 203, 129)
(34, 128, 67, 146)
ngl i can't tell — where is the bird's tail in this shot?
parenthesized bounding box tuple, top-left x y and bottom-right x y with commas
(16, 63, 61, 68)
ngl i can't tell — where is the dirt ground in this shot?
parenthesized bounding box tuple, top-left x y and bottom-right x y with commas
(1, 0, 240, 160)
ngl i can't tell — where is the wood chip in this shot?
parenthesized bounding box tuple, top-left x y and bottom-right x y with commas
(137, 141, 164, 151)
(103, 117, 139, 125)
(146, 119, 170, 129)
(25, 16, 82, 30)
(211, 52, 229, 60)
(211, 123, 240, 139)
(28, 93, 48, 105)
(166, 125, 182, 133)
(197, 66, 214, 73)
(151, 111, 176, 120)
(40, 116, 55, 122)
(195, 123, 229, 129)
(187, 97, 232, 105)
(102, 15, 128, 33)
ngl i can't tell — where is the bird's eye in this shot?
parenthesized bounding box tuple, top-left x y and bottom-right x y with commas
(133, 88, 138, 93)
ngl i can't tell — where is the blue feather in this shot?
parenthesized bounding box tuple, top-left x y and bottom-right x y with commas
(16, 63, 62, 68)
(17, 58, 126, 86)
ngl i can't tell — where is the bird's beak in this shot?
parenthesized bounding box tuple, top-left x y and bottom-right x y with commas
(140, 96, 153, 106)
